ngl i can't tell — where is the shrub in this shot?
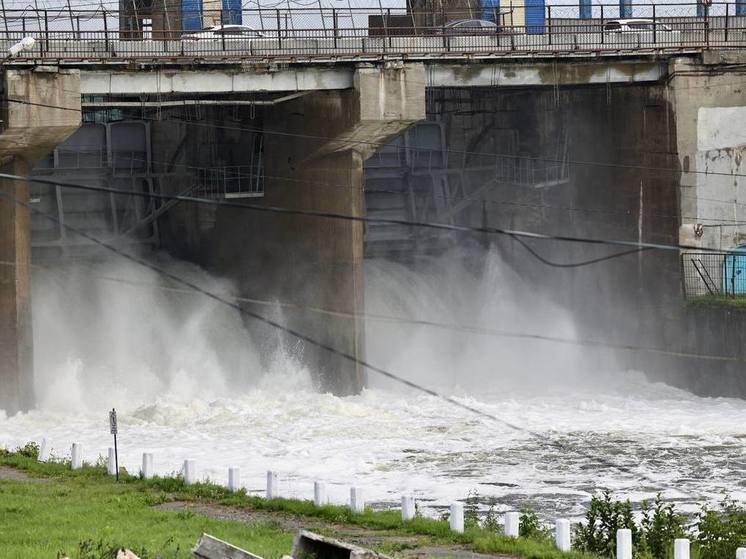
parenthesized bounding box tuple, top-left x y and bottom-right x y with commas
(695, 498, 746, 559)
(573, 491, 637, 557)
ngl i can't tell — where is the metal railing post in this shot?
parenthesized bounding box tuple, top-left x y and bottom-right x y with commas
(387, 7, 392, 49)
(600, 4, 604, 44)
(103, 9, 109, 53)
(221, 9, 226, 51)
(547, 5, 552, 45)
(705, 5, 710, 46)
(652, 3, 656, 44)
(441, 4, 446, 50)
(276, 9, 282, 49)
(725, 1, 729, 43)
(44, 10, 49, 54)
(333, 7, 338, 47)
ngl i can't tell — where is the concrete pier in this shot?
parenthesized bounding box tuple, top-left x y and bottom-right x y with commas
(261, 63, 424, 394)
(0, 68, 80, 413)
(207, 63, 425, 395)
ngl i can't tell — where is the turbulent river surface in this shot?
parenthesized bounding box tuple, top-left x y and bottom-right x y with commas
(1, 369, 744, 519)
(1, 256, 744, 520)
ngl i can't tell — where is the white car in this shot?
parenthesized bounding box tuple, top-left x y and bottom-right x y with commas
(602, 19, 681, 44)
(603, 19, 675, 33)
(181, 24, 265, 41)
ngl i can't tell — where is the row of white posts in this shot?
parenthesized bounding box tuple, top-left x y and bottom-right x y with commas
(51, 440, 746, 559)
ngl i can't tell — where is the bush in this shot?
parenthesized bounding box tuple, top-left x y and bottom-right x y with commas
(521, 508, 551, 541)
(16, 442, 39, 460)
(573, 491, 637, 557)
(574, 493, 746, 559)
(636, 495, 686, 559)
(695, 499, 746, 559)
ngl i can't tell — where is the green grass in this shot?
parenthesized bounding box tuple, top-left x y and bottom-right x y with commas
(0, 469, 293, 558)
(0, 447, 597, 559)
(688, 295, 746, 309)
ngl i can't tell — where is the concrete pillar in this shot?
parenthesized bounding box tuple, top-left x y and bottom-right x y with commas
(0, 68, 80, 414)
(0, 157, 33, 414)
(235, 63, 425, 396)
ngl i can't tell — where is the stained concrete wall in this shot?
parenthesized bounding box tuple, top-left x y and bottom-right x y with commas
(670, 55, 746, 250)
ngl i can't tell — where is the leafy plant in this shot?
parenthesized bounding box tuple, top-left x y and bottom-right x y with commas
(483, 498, 501, 532)
(573, 491, 636, 556)
(520, 508, 551, 541)
(464, 490, 481, 529)
(695, 498, 746, 559)
(636, 494, 686, 559)
(16, 442, 39, 460)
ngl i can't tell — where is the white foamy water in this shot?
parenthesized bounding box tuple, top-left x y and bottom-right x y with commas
(0, 253, 744, 519)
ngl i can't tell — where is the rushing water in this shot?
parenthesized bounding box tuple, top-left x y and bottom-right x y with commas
(0, 254, 744, 520)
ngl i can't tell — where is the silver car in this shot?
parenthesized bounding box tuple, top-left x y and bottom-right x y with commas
(182, 24, 265, 41)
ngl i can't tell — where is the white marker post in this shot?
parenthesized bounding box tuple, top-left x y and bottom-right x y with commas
(38, 438, 49, 462)
(736, 548, 746, 559)
(555, 519, 571, 551)
(674, 539, 690, 559)
(228, 467, 240, 491)
(450, 503, 464, 533)
(401, 495, 416, 522)
(350, 487, 365, 513)
(617, 529, 633, 559)
(183, 460, 196, 485)
(504, 511, 520, 537)
(266, 471, 278, 499)
(314, 481, 326, 507)
(107, 448, 116, 475)
(141, 453, 153, 479)
(71, 443, 82, 470)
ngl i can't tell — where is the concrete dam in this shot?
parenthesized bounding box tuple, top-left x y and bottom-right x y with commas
(2, 11, 746, 413)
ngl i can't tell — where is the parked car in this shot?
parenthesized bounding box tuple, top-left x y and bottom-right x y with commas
(437, 19, 500, 36)
(602, 19, 675, 33)
(182, 24, 265, 41)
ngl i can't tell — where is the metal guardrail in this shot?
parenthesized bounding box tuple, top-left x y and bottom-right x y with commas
(681, 250, 746, 299)
(0, 4, 744, 61)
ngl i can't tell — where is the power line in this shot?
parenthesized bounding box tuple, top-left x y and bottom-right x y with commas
(0, 187, 701, 496)
(2, 170, 737, 258)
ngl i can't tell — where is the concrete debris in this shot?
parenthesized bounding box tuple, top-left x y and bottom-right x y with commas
(115, 550, 141, 559)
(192, 533, 265, 559)
(292, 530, 392, 559)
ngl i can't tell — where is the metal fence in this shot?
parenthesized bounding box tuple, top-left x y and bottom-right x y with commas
(681, 251, 746, 299)
(0, 3, 745, 61)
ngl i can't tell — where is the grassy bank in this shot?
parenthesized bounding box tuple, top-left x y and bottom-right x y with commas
(0, 445, 593, 559)
(688, 295, 746, 309)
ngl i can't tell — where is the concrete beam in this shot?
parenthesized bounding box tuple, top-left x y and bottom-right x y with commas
(80, 67, 354, 96)
(316, 63, 426, 158)
(427, 61, 667, 88)
(79, 59, 666, 98)
(0, 68, 80, 414)
(1, 68, 82, 164)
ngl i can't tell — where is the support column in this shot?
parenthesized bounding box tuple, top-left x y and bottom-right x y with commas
(238, 63, 425, 395)
(0, 158, 33, 414)
(0, 68, 81, 413)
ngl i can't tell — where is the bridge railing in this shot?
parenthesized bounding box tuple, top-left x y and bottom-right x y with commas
(0, 3, 744, 60)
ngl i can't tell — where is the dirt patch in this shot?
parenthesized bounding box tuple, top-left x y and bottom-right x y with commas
(0, 465, 35, 481)
(155, 501, 514, 558)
